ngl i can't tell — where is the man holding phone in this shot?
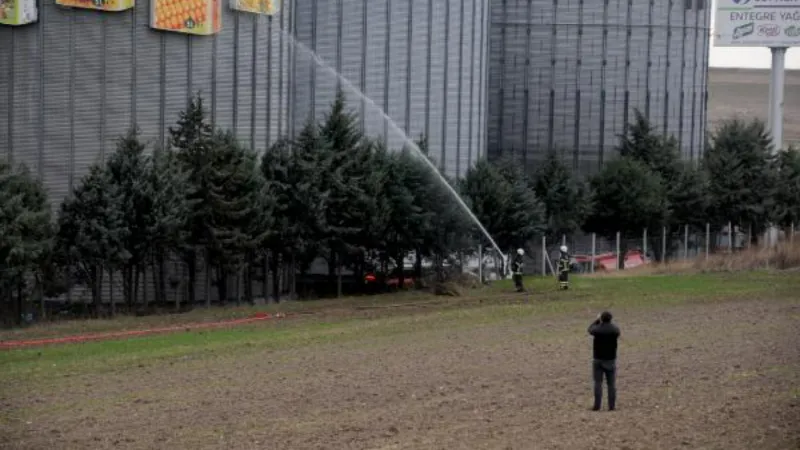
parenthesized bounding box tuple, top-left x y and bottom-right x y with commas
(588, 311, 620, 411)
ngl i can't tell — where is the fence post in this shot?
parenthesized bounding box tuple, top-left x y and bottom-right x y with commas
(290, 253, 297, 299)
(791, 222, 795, 244)
(684, 224, 689, 259)
(643, 228, 648, 257)
(728, 222, 733, 253)
(591, 233, 596, 273)
(205, 252, 212, 308)
(747, 225, 752, 250)
(541, 236, 546, 276)
(705, 223, 710, 261)
(478, 245, 483, 283)
(616, 231, 621, 270)
(661, 226, 667, 264)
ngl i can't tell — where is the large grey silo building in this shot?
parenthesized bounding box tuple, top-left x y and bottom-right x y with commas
(0, 0, 490, 186)
(487, 0, 711, 174)
(1, 0, 711, 198)
(0, 1, 293, 206)
(291, 0, 490, 178)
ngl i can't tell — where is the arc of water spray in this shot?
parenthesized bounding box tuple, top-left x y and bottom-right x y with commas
(283, 30, 508, 270)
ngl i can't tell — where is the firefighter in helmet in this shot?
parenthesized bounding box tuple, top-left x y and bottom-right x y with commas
(512, 248, 525, 292)
(558, 245, 571, 290)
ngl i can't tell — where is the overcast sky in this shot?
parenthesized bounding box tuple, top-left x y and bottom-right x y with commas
(710, 0, 800, 69)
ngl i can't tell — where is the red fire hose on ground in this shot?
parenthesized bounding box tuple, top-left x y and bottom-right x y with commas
(0, 312, 288, 350)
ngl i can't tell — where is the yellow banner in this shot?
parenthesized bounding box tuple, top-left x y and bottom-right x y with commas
(0, 0, 37, 25)
(151, 0, 221, 35)
(229, 0, 278, 15)
(55, 0, 133, 12)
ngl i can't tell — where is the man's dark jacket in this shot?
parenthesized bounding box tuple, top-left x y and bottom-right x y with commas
(588, 320, 621, 361)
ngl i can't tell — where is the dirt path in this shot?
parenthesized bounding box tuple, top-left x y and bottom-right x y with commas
(2, 298, 799, 450)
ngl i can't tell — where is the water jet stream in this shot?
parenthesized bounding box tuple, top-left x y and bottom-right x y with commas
(283, 30, 508, 268)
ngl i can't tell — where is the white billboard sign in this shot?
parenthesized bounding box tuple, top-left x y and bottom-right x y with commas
(714, 0, 800, 47)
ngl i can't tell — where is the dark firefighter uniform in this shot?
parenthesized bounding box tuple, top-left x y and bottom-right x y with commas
(558, 245, 571, 290)
(512, 249, 525, 292)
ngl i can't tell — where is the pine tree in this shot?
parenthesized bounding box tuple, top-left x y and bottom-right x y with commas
(704, 118, 777, 235)
(0, 162, 53, 324)
(289, 120, 333, 272)
(205, 130, 266, 305)
(670, 162, 711, 229)
(617, 110, 704, 245)
(380, 149, 427, 284)
(496, 159, 546, 251)
(261, 139, 294, 302)
(358, 138, 393, 277)
(318, 91, 371, 295)
(461, 159, 544, 255)
(532, 150, 590, 242)
(169, 94, 214, 306)
(618, 109, 681, 183)
(404, 135, 470, 280)
(104, 127, 150, 310)
(57, 165, 130, 316)
(144, 147, 191, 307)
(773, 147, 800, 228)
(345, 137, 387, 283)
(170, 93, 214, 156)
(260, 122, 331, 300)
(584, 157, 669, 267)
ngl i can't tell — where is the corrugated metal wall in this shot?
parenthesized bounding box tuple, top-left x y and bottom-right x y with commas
(290, 0, 490, 178)
(0, 1, 293, 305)
(0, 1, 292, 207)
(487, 0, 711, 174)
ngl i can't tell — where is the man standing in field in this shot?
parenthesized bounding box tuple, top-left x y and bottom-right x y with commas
(588, 311, 620, 411)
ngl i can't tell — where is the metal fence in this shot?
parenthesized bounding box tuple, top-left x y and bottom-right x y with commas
(4, 220, 798, 325)
(525, 222, 797, 276)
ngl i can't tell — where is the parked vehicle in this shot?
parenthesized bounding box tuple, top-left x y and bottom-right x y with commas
(363, 270, 415, 290)
(572, 250, 650, 272)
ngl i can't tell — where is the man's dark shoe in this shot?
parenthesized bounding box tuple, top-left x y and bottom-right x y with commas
(591, 406, 600, 411)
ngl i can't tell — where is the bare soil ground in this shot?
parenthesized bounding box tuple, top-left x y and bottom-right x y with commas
(708, 68, 800, 147)
(2, 296, 798, 450)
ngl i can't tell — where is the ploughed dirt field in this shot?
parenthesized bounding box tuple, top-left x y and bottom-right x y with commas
(1, 291, 798, 450)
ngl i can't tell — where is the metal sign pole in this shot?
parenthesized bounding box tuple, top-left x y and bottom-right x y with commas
(768, 47, 787, 153)
(714, 0, 797, 152)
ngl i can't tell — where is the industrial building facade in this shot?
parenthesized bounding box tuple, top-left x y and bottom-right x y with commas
(0, 0, 293, 206)
(1, 0, 711, 193)
(291, 0, 490, 177)
(488, 0, 712, 173)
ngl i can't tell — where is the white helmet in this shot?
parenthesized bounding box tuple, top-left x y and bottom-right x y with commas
(516, 248, 525, 256)
(560, 245, 568, 253)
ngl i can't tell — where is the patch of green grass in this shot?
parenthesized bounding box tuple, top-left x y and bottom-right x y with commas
(0, 290, 436, 342)
(5, 271, 793, 343)
(0, 272, 796, 385)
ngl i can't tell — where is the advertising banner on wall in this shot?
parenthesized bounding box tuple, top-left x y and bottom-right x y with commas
(229, 0, 278, 15)
(151, 0, 221, 35)
(55, 0, 134, 12)
(0, 0, 37, 25)
(714, 0, 800, 47)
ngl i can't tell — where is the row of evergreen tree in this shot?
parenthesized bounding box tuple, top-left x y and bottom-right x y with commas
(586, 112, 799, 243)
(1, 92, 798, 324)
